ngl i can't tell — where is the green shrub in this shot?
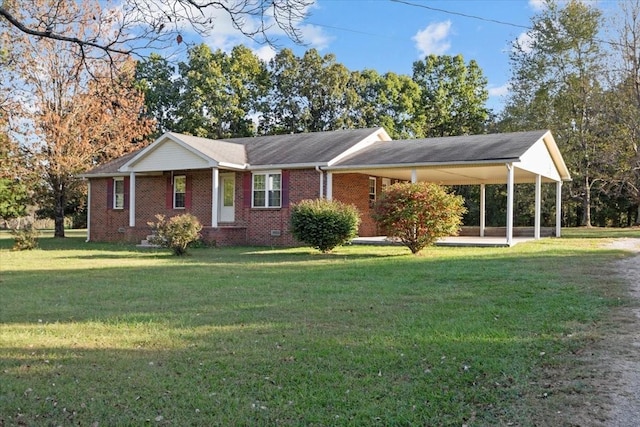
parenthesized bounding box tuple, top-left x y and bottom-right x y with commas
(290, 199, 361, 253)
(147, 213, 203, 256)
(11, 223, 39, 251)
(373, 182, 466, 254)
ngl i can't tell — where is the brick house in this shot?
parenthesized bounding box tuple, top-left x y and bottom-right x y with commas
(81, 127, 571, 246)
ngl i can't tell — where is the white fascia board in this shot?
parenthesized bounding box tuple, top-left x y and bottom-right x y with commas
(248, 162, 327, 171)
(541, 131, 572, 181)
(327, 127, 392, 166)
(119, 132, 218, 172)
(78, 172, 130, 179)
(217, 162, 248, 170)
(326, 159, 520, 171)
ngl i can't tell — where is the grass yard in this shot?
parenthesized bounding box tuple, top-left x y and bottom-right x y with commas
(0, 228, 638, 425)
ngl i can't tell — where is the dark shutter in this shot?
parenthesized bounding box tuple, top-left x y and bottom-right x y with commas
(243, 173, 252, 208)
(185, 175, 192, 209)
(281, 170, 290, 207)
(123, 177, 130, 209)
(166, 174, 173, 209)
(106, 178, 113, 210)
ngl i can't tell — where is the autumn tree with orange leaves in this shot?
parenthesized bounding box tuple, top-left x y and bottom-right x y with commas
(1, 0, 154, 237)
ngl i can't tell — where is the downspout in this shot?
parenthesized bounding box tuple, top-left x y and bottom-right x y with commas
(315, 166, 324, 198)
(85, 180, 91, 242)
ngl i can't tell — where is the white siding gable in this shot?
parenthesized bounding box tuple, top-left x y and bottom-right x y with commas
(129, 140, 212, 172)
(516, 138, 561, 181)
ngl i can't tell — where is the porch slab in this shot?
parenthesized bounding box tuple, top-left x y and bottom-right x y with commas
(351, 236, 536, 248)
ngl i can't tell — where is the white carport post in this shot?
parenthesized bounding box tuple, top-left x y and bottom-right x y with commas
(326, 172, 333, 200)
(211, 168, 219, 227)
(411, 169, 417, 183)
(556, 181, 563, 237)
(129, 172, 136, 227)
(506, 164, 514, 246)
(479, 183, 486, 237)
(534, 174, 541, 239)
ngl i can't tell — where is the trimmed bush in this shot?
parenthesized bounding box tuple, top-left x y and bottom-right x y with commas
(373, 182, 466, 254)
(290, 199, 361, 253)
(147, 213, 202, 256)
(11, 223, 39, 251)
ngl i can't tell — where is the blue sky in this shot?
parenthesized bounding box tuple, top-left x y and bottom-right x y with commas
(194, 0, 550, 112)
(184, 0, 612, 113)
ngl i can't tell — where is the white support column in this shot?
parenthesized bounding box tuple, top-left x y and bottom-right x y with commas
(506, 164, 514, 246)
(480, 183, 486, 237)
(326, 172, 333, 200)
(211, 168, 219, 228)
(534, 174, 541, 239)
(556, 181, 563, 237)
(129, 172, 136, 228)
(86, 181, 91, 242)
(411, 169, 417, 183)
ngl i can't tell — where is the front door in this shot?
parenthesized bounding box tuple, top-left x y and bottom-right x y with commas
(219, 173, 235, 223)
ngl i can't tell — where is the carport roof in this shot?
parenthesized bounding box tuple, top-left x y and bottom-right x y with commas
(329, 129, 571, 185)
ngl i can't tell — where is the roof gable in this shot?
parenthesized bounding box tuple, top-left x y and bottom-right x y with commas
(119, 132, 247, 173)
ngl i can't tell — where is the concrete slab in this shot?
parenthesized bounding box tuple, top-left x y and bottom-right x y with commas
(351, 236, 536, 248)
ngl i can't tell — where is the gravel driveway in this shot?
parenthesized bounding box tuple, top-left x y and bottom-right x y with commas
(602, 238, 640, 426)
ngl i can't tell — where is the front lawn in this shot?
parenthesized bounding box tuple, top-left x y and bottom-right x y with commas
(0, 229, 636, 425)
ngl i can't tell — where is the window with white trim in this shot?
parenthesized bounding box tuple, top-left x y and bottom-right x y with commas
(174, 175, 186, 209)
(113, 177, 125, 209)
(253, 172, 281, 208)
(369, 177, 376, 208)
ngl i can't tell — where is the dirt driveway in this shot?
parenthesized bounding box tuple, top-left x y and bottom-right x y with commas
(601, 238, 640, 426)
(565, 238, 640, 426)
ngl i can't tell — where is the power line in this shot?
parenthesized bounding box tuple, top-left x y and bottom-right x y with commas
(389, 0, 531, 30)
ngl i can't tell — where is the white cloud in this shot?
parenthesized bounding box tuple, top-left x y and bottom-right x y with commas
(412, 21, 452, 57)
(253, 45, 277, 62)
(514, 31, 535, 53)
(528, 0, 546, 11)
(488, 83, 510, 97)
(298, 24, 333, 50)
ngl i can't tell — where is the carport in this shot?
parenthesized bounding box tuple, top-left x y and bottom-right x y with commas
(326, 130, 572, 247)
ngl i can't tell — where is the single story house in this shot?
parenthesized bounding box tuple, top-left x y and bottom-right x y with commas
(81, 127, 571, 246)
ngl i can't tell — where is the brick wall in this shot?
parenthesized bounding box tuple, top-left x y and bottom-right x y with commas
(89, 168, 381, 245)
(332, 173, 379, 237)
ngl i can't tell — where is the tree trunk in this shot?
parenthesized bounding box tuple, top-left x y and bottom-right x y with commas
(54, 184, 66, 238)
(582, 176, 592, 227)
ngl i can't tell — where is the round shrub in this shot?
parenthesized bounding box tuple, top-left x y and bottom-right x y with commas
(373, 182, 466, 254)
(290, 199, 361, 253)
(147, 213, 202, 256)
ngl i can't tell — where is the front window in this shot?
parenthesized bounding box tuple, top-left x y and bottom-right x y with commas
(113, 178, 125, 209)
(174, 175, 186, 209)
(369, 177, 376, 207)
(253, 172, 281, 208)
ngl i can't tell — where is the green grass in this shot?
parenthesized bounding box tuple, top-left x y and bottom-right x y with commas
(0, 228, 637, 425)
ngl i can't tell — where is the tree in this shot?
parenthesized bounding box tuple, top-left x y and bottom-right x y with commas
(412, 54, 490, 137)
(502, 0, 607, 227)
(2, 1, 153, 237)
(609, 0, 640, 224)
(0, 0, 313, 69)
(259, 48, 352, 134)
(373, 182, 466, 254)
(347, 70, 422, 139)
(136, 53, 182, 138)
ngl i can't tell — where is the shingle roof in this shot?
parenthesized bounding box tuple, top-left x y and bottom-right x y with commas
(81, 150, 141, 176)
(223, 128, 383, 165)
(333, 130, 549, 167)
(166, 133, 247, 165)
